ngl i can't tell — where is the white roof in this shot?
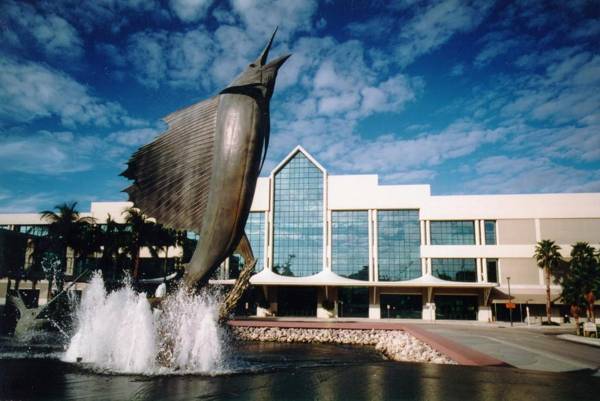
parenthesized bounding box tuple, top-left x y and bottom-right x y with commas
(248, 269, 496, 288)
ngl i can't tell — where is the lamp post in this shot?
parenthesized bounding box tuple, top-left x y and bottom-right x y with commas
(507, 276, 513, 327)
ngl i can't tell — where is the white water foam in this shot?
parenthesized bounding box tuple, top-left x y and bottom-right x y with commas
(63, 272, 228, 375)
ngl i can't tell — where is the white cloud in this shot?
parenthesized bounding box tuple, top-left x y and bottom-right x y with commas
(0, 57, 134, 126)
(465, 156, 600, 194)
(126, 28, 216, 89)
(0, 57, 135, 127)
(0, 125, 161, 176)
(169, 0, 212, 22)
(474, 34, 520, 67)
(0, 131, 97, 174)
(501, 51, 600, 124)
(44, 0, 159, 34)
(383, 169, 437, 184)
(107, 127, 162, 147)
(229, 0, 318, 40)
(394, 0, 493, 66)
(0, 0, 83, 59)
(0, 192, 63, 213)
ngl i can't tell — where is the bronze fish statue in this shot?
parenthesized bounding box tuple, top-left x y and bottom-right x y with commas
(122, 29, 290, 286)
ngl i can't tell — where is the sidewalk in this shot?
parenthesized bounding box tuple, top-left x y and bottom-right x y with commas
(418, 323, 600, 373)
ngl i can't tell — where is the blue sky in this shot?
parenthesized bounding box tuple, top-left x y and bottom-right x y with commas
(1, 0, 599, 213)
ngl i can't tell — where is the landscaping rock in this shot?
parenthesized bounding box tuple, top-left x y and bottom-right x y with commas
(230, 326, 455, 364)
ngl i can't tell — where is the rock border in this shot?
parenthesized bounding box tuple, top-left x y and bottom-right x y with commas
(230, 326, 455, 364)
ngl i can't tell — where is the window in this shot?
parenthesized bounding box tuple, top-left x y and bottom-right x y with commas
(332, 211, 369, 280)
(432, 258, 477, 282)
(338, 287, 369, 317)
(17, 225, 49, 237)
(273, 152, 323, 277)
(377, 210, 421, 281)
(213, 212, 265, 279)
(242, 212, 265, 272)
(380, 294, 422, 319)
(430, 221, 475, 245)
(486, 259, 498, 283)
(484, 220, 496, 245)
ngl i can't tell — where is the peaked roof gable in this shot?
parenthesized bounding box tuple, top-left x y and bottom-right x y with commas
(270, 145, 327, 177)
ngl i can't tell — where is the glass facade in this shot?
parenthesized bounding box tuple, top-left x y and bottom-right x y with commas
(486, 259, 498, 283)
(337, 287, 369, 317)
(17, 225, 49, 237)
(377, 210, 421, 281)
(430, 221, 475, 245)
(331, 211, 369, 280)
(273, 152, 323, 277)
(432, 258, 477, 282)
(243, 212, 265, 272)
(434, 295, 478, 320)
(380, 294, 422, 319)
(484, 220, 496, 245)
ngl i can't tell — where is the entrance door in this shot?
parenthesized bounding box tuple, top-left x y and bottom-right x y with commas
(277, 287, 317, 317)
(338, 287, 369, 318)
(434, 295, 478, 320)
(380, 294, 422, 318)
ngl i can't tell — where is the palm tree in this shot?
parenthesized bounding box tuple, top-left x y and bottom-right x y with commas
(534, 240, 563, 324)
(99, 214, 131, 281)
(40, 202, 95, 298)
(152, 225, 178, 279)
(73, 223, 102, 275)
(123, 207, 156, 280)
(570, 242, 599, 323)
(558, 263, 587, 334)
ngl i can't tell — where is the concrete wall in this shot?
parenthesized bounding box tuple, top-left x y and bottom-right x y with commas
(540, 218, 600, 244)
(499, 258, 540, 286)
(497, 219, 537, 245)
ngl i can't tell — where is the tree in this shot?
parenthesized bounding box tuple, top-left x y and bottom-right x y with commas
(123, 207, 156, 280)
(40, 202, 95, 299)
(534, 240, 563, 324)
(557, 262, 587, 335)
(152, 224, 179, 279)
(569, 242, 599, 323)
(98, 214, 131, 282)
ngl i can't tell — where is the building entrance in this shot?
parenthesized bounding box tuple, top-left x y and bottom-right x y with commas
(277, 287, 317, 317)
(338, 287, 369, 317)
(380, 294, 422, 318)
(434, 295, 478, 320)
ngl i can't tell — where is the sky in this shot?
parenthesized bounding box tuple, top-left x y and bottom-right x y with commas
(0, 0, 599, 213)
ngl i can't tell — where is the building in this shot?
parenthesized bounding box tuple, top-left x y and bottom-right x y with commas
(1, 146, 599, 322)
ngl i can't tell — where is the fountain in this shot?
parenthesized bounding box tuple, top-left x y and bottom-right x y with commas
(63, 272, 227, 374)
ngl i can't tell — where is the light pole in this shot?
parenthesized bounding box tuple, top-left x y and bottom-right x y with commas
(507, 276, 513, 327)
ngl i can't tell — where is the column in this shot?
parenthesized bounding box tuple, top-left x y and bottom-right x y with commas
(479, 220, 486, 245)
(422, 287, 435, 320)
(372, 210, 378, 282)
(368, 287, 380, 319)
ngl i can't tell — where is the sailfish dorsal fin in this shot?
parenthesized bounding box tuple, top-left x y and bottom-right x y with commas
(122, 97, 219, 232)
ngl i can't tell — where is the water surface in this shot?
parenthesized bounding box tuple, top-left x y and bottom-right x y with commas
(1, 337, 598, 401)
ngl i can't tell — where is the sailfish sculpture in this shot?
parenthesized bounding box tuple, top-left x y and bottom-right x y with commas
(122, 29, 290, 286)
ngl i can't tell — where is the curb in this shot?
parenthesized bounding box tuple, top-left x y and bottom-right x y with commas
(557, 334, 600, 348)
